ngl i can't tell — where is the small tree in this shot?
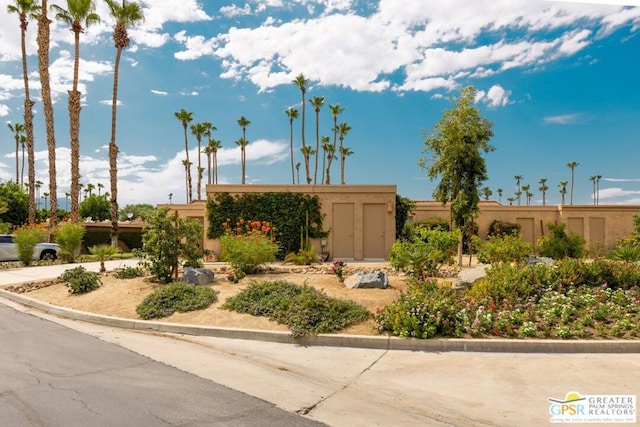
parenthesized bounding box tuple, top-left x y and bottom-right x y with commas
(54, 222, 86, 263)
(79, 195, 110, 221)
(89, 244, 119, 272)
(537, 222, 585, 259)
(13, 225, 46, 266)
(141, 208, 203, 283)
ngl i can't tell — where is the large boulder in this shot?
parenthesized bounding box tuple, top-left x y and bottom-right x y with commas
(456, 264, 490, 289)
(181, 267, 215, 286)
(344, 271, 388, 289)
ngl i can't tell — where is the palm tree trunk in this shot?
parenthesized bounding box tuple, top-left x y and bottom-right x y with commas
(69, 28, 81, 223)
(213, 152, 218, 185)
(289, 120, 295, 184)
(109, 46, 123, 247)
(196, 137, 202, 200)
(182, 125, 191, 203)
(14, 135, 19, 184)
(314, 111, 319, 184)
(37, 1, 58, 228)
(21, 142, 25, 188)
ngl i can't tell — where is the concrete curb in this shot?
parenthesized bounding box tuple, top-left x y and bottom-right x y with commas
(2, 289, 640, 353)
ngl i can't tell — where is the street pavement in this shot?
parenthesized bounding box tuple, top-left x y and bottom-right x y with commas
(1, 261, 639, 426)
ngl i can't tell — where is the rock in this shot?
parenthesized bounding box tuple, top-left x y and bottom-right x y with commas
(344, 271, 388, 289)
(526, 256, 554, 266)
(181, 267, 214, 285)
(456, 265, 490, 289)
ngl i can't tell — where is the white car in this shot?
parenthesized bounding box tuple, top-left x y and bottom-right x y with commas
(0, 234, 60, 262)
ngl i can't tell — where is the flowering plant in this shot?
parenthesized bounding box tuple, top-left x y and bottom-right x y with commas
(330, 259, 346, 282)
(226, 269, 246, 283)
(220, 219, 279, 274)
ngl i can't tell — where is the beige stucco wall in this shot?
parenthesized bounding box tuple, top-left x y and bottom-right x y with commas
(412, 201, 640, 252)
(159, 184, 398, 261)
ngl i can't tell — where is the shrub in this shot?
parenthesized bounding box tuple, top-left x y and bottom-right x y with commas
(417, 217, 450, 231)
(60, 266, 101, 294)
(537, 223, 585, 259)
(389, 228, 459, 278)
(13, 225, 46, 266)
(113, 266, 146, 279)
(375, 281, 463, 339)
(487, 220, 521, 237)
(607, 244, 640, 262)
(136, 282, 218, 320)
(220, 219, 279, 274)
(89, 244, 119, 272)
(475, 232, 532, 265)
(222, 280, 370, 337)
(54, 222, 86, 263)
(395, 194, 416, 239)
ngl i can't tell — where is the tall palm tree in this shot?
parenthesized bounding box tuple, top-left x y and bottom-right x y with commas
(168, 192, 172, 204)
(309, 95, 324, 184)
(558, 181, 568, 206)
(567, 161, 579, 205)
(595, 175, 602, 205)
(328, 104, 344, 184)
(174, 109, 193, 202)
(514, 175, 523, 206)
(19, 134, 27, 187)
(8, 0, 40, 225)
(339, 146, 354, 185)
(497, 188, 503, 204)
(337, 122, 352, 185)
(538, 178, 548, 206)
(237, 116, 251, 184)
(97, 182, 103, 195)
(64, 191, 70, 210)
(295, 162, 301, 185)
(86, 182, 95, 197)
(589, 175, 597, 205)
(285, 107, 298, 184)
(7, 122, 25, 184)
(181, 159, 191, 202)
(208, 138, 222, 185)
(51, 0, 100, 223)
(36, 0, 59, 228)
(507, 197, 515, 206)
(482, 187, 492, 201)
(235, 137, 249, 184)
(320, 135, 330, 184)
(203, 144, 213, 185)
(190, 121, 212, 200)
(105, 0, 143, 247)
(522, 184, 531, 206)
(325, 143, 336, 185)
(293, 73, 310, 184)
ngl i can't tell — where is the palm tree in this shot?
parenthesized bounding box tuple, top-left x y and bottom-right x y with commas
(328, 104, 344, 184)
(514, 191, 522, 206)
(309, 95, 324, 184)
(7, 122, 24, 184)
(181, 159, 191, 201)
(203, 144, 213, 185)
(285, 107, 298, 184)
(507, 197, 515, 206)
(207, 138, 222, 185)
(35, 180, 43, 207)
(19, 134, 27, 187)
(293, 73, 310, 184)
(295, 162, 301, 185)
(86, 182, 95, 197)
(514, 175, 523, 206)
(43, 192, 49, 210)
(174, 109, 193, 202)
(567, 161, 579, 205)
(97, 182, 103, 196)
(337, 122, 352, 185)
(235, 137, 249, 184)
(522, 184, 531, 206)
(105, 0, 143, 247)
(168, 192, 172, 204)
(51, 0, 99, 223)
(325, 143, 336, 185)
(339, 146, 354, 185)
(595, 175, 602, 205)
(320, 135, 330, 184)
(35, 0, 60, 228)
(558, 181, 568, 206)
(190, 121, 212, 200)
(526, 190, 533, 206)
(481, 186, 492, 201)
(589, 175, 597, 205)
(8, 0, 40, 225)
(497, 188, 503, 204)
(538, 178, 548, 206)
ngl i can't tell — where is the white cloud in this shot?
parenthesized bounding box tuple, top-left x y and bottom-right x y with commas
(220, 4, 252, 18)
(543, 113, 582, 124)
(99, 99, 122, 106)
(151, 89, 168, 96)
(0, 104, 9, 116)
(476, 85, 512, 107)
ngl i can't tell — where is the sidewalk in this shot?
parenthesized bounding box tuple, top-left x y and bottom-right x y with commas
(1, 261, 639, 426)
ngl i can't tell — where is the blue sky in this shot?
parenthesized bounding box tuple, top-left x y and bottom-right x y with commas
(1, 0, 639, 207)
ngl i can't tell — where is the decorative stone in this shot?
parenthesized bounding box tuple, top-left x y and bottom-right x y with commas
(456, 265, 490, 289)
(344, 271, 388, 289)
(526, 256, 554, 266)
(181, 267, 214, 285)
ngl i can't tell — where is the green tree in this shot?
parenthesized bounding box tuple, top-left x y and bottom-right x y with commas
(497, 188, 503, 204)
(339, 145, 354, 185)
(0, 180, 28, 226)
(53, 222, 85, 262)
(118, 203, 154, 221)
(309, 95, 325, 184)
(558, 180, 568, 206)
(79, 194, 110, 221)
(514, 175, 523, 206)
(141, 208, 203, 283)
(14, 225, 45, 266)
(105, 0, 143, 247)
(337, 122, 352, 185)
(521, 184, 531, 206)
(538, 178, 548, 206)
(175, 108, 193, 202)
(7, 0, 40, 225)
(293, 73, 311, 184)
(567, 161, 579, 205)
(237, 116, 251, 184)
(482, 186, 492, 201)
(327, 104, 344, 184)
(191, 121, 212, 200)
(418, 86, 494, 263)
(51, 0, 99, 223)
(285, 107, 298, 184)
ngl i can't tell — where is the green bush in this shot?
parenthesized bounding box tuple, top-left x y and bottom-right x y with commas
(607, 244, 640, 262)
(83, 229, 111, 249)
(136, 282, 218, 320)
(417, 217, 450, 231)
(113, 266, 146, 279)
(537, 223, 585, 259)
(13, 226, 46, 266)
(119, 231, 143, 250)
(60, 266, 101, 294)
(395, 194, 416, 239)
(220, 220, 279, 274)
(54, 222, 85, 263)
(487, 220, 521, 237)
(222, 281, 370, 337)
(375, 281, 463, 339)
(475, 232, 532, 265)
(389, 228, 459, 278)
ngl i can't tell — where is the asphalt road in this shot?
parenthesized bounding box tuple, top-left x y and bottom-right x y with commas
(0, 302, 324, 427)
